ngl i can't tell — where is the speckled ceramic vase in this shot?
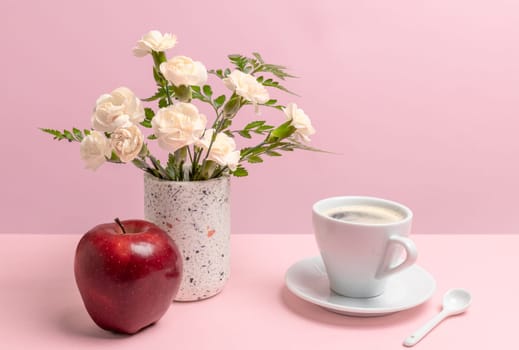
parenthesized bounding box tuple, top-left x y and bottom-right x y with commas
(144, 173, 231, 301)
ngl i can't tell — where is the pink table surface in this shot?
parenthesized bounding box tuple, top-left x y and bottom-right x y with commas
(0, 233, 516, 349)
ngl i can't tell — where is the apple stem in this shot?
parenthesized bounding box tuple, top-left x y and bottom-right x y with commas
(114, 217, 127, 234)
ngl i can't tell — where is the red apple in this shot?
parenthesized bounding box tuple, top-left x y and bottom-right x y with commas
(74, 218, 182, 334)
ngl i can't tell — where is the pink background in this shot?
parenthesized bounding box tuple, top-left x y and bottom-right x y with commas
(2, 0, 519, 235)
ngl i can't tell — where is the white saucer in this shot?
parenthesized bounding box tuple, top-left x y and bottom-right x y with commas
(285, 256, 436, 317)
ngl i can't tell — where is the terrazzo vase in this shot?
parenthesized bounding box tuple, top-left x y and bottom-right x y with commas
(144, 173, 231, 301)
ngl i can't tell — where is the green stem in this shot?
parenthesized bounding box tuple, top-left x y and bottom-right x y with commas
(187, 147, 194, 164)
(164, 84, 173, 105)
(151, 51, 173, 106)
(200, 130, 219, 169)
(211, 110, 224, 131)
(212, 165, 229, 178)
(209, 100, 221, 120)
(191, 146, 204, 180)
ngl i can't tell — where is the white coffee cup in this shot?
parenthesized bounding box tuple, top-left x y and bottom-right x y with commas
(312, 196, 417, 298)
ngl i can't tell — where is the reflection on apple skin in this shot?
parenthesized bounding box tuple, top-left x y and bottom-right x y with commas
(130, 242, 155, 257)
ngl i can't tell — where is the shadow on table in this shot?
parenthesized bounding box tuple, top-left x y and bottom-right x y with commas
(279, 286, 430, 328)
(55, 306, 130, 339)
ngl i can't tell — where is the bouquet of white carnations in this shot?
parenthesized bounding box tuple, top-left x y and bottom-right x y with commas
(42, 30, 318, 181)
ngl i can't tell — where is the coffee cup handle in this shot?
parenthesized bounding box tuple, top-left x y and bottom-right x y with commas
(376, 236, 418, 279)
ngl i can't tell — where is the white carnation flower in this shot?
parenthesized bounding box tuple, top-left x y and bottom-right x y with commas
(223, 70, 269, 114)
(91, 87, 144, 132)
(133, 30, 177, 57)
(152, 103, 207, 152)
(110, 124, 144, 163)
(197, 129, 240, 171)
(159, 56, 208, 87)
(284, 103, 315, 142)
(79, 131, 112, 170)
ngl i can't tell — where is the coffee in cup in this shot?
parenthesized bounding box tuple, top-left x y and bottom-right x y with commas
(324, 204, 405, 224)
(312, 196, 417, 298)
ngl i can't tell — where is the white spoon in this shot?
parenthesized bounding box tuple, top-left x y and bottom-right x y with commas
(403, 288, 472, 347)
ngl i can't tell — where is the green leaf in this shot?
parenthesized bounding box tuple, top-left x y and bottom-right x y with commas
(224, 68, 231, 76)
(202, 85, 213, 97)
(264, 99, 277, 106)
(158, 98, 168, 108)
(191, 89, 206, 102)
(208, 69, 222, 78)
(240, 147, 252, 157)
(144, 108, 155, 119)
(261, 63, 297, 80)
(142, 88, 165, 102)
(84, 129, 91, 136)
(167, 153, 175, 167)
(247, 155, 263, 163)
(214, 95, 226, 109)
(238, 130, 252, 139)
(258, 125, 274, 132)
(268, 120, 296, 141)
(227, 52, 298, 87)
(223, 130, 234, 138)
(40, 128, 65, 140)
(140, 120, 152, 128)
(63, 130, 75, 142)
(165, 153, 177, 179)
(131, 158, 149, 170)
(72, 128, 83, 141)
(138, 143, 150, 158)
(244, 120, 265, 130)
(266, 150, 282, 157)
(149, 155, 169, 179)
(191, 85, 211, 103)
(279, 143, 295, 152)
(233, 166, 249, 177)
(256, 76, 264, 83)
(252, 52, 265, 64)
(262, 79, 297, 95)
(288, 140, 331, 154)
(147, 134, 157, 140)
(228, 54, 248, 71)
